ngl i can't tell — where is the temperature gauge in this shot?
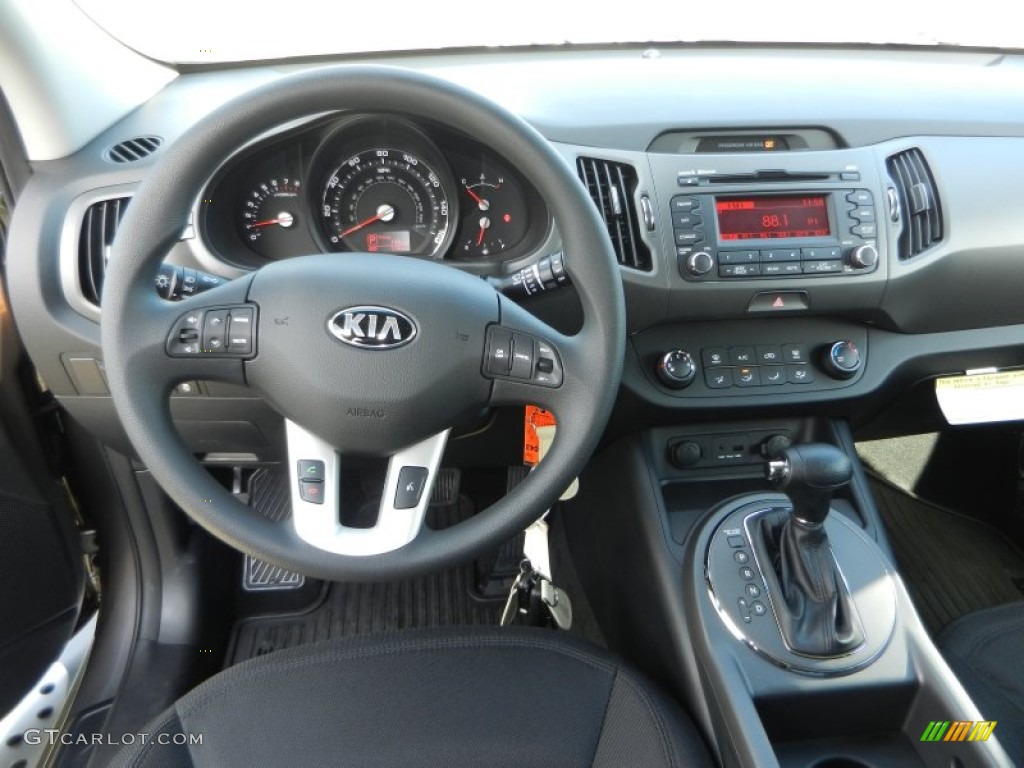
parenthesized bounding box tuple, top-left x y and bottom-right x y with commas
(458, 171, 528, 258)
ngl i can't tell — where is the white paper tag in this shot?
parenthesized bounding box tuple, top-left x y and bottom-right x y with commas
(535, 425, 579, 500)
(935, 370, 1024, 425)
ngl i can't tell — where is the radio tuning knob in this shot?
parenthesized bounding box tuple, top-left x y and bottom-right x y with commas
(685, 251, 714, 277)
(657, 350, 697, 389)
(849, 244, 879, 269)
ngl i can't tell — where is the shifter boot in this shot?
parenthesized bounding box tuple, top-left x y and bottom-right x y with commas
(755, 509, 865, 657)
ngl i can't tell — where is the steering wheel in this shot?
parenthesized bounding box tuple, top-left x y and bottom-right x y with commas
(101, 66, 625, 581)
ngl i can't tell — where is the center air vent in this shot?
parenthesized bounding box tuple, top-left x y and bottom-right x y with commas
(79, 197, 129, 305)
(105, 136, 162, 163)
(576, 157, 652, 271)
(886, 148, 943, 259)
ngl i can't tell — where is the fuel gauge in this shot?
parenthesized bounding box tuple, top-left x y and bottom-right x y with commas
(458, 171, 528, 259)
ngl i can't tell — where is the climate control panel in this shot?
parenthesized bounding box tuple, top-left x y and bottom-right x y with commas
(630, 319, 867, 399)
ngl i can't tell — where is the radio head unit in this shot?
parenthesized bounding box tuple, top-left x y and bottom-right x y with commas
(674, 188, 879, 281)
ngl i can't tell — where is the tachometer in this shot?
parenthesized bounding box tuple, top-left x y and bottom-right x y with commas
(239, 177, 302, 245)
(320, 150, 453, 257)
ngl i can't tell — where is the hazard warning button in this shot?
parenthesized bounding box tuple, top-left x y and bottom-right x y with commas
(747, 291, 810, 313)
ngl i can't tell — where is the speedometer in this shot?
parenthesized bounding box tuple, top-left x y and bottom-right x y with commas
(320, 149, 453, 258)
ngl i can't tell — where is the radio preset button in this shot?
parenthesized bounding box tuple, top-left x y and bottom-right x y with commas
(852, 223, 877, 238)
(719, 250, 760, 264)
(761, 249, 801, 262)
(800, 247, 842, 261)
(847, 190, 873, 206)
(851, 207, 875, 221)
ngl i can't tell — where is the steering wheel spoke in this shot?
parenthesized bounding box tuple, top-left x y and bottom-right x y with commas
(285, 420, 450, 556)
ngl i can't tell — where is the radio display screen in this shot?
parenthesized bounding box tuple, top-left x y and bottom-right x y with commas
(715, 195, 830, 240)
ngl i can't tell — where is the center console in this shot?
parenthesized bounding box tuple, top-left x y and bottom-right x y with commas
(562, 419, 1011, 767)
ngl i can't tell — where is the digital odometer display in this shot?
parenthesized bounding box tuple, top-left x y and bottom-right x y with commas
(715, 195, 830, 240)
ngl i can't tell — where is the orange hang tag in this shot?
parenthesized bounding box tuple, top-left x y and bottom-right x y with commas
(523, 405, 556, 466)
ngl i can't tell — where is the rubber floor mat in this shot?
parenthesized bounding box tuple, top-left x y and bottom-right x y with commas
(227, 497, 502, 665)
(869, 473, 1024, 635)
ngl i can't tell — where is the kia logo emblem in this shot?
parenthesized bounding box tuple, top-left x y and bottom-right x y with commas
(327, 306, 417, 350)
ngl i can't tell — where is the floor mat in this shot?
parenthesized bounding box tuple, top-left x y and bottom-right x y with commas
(227, 497, 502, 665)
(869, 473, 1024, 635)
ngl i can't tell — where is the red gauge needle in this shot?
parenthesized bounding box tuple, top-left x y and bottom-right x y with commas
(465, 186, 491, 211)
(251, 211, 295, 229)
(339, 204, 395, 237)
(476, 226, 486, 246)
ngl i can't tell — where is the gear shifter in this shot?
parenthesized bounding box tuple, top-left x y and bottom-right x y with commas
(754, 443, 865, 657)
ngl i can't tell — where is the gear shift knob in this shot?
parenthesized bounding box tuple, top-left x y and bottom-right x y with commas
(767, 443, 852, 525)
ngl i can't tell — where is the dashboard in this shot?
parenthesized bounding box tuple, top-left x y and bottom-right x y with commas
(8, 46, 1024, 457)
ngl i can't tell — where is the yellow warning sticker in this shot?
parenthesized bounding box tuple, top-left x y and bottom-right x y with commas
(935, 370, 1024, 425)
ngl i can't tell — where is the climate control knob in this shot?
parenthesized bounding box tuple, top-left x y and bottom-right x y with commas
(657, 350, 697, 389)
(849, 244, 879, 269)
(822, 340, 862, 379)
(684, 251, 714, 277)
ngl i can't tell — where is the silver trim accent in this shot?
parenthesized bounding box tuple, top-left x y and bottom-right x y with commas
(59, 184, 138, 323)
(285, 420, 449, 556)
(639, 194, 656, 231)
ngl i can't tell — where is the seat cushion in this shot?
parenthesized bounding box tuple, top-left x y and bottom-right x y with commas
(112, 627, 712, 767)
(937, 600, 1024, 760)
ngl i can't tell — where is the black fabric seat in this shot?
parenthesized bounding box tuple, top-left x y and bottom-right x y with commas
(937, 601, 1024, 760)
(112, 627, 713, 767)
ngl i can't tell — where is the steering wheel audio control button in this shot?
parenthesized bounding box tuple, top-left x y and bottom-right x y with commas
(203, 310, 229, 352)
(167, 304, 258, 358)
(394, 466, 429, 510)
(227, 308, 255, 354)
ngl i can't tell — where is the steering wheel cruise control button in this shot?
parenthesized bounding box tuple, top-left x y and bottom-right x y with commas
(485, 328, 513, 375)
(394, 466, 429, 510)
(510, 334, 536, 379)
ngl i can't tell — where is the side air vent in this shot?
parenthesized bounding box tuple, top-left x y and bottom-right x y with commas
(105, 136, 162, 163)
(576, 157, 652, 271)
(886, 148, 943, 259)
(78, 197, 129, 305)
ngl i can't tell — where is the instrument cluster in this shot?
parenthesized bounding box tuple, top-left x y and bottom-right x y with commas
(200, 115, 549, 269)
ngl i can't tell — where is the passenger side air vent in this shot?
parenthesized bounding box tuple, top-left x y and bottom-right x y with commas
(78, 197, 129, 305)
(105, 136, 162, 163)
(576, 157, 652, 271)
(886, 148, 943, 259)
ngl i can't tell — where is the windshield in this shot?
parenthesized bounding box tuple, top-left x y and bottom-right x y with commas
(76, 0, 1011, 64)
